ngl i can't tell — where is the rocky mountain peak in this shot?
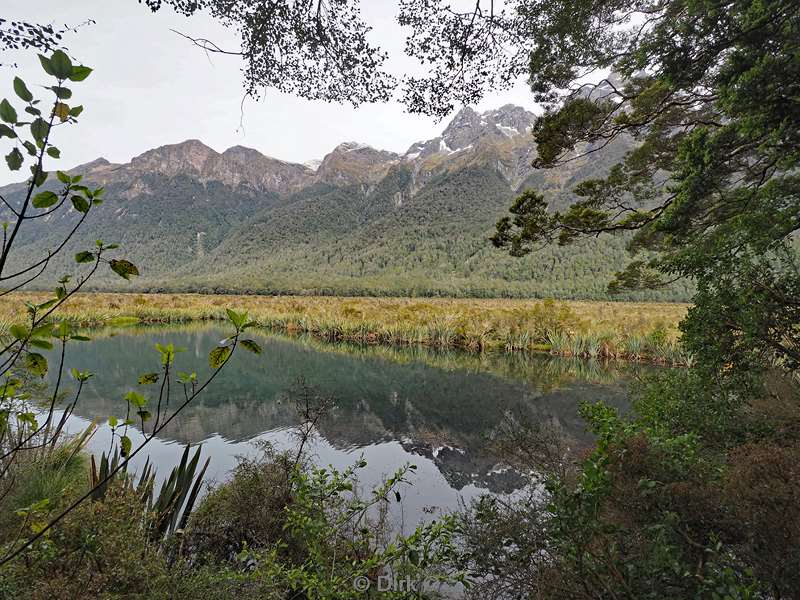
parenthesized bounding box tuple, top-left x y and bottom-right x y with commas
(80, 157, 111, 169)
(72, 157, 118, 174)
(329, 141, 396, 157)
(483, 104, 536, 135)
(124, 139, 314, 195)
(441, 106, 483, 150)
(404, 104, 537, 162)
(443, 104, 535, 149)
(130, 139, 218, 177)
(221, 145, 267, 162)
(66, 157, 120, 185)
(303, 158, 322, 172)
(315, 142, 400, 186)
(215, 145, 314, 194)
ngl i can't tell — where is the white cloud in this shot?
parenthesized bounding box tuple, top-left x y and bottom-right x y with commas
(0, 0, 539, 183)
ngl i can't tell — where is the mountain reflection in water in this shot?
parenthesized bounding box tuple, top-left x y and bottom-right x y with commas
(50, 324, 645, 522)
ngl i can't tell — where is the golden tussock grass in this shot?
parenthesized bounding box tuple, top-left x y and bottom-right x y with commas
(0, 292, 690, 364)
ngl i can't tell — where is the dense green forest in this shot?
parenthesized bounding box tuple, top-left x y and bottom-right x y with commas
(0, 130, 691, 300)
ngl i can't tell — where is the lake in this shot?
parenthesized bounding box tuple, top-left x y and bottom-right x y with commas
(50, 323, 641, 531)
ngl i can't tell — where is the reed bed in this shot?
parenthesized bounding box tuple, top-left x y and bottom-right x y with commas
(0, 292, 691, 365)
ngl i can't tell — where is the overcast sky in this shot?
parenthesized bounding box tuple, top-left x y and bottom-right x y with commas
(0, 1, 540, 183)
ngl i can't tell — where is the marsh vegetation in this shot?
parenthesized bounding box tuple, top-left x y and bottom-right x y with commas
(0, 292, 690, 364)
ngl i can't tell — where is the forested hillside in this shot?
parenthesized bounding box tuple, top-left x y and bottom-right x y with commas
(0, 105, 692, 300)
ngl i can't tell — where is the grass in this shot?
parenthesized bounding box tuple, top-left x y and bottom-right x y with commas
(0, 292, 691, 364)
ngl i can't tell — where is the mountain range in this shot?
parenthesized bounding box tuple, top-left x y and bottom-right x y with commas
(0, 104, 690, 300)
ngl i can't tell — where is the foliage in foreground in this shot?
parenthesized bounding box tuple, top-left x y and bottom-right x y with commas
(471, 0, 800, 597)
(459, 370, 800, 599)
(0, 443, 465, 599)
(0, 52, 263, 571)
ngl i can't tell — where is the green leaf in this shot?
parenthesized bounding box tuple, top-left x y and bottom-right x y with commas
(29, 339, 53, 350)
(108, 416, 118, 428)
(5, 148, 23, 171)
(71, 368, 92, 381)
(54, 321, 70, 338)
(38, 54, 55, 76)
(30, 118, 49, 143)
(22, 141, 36, 156)
(225, 308, 248, 329)
(50, 86, 72, 99)
(68, 105, 84, 118)
(71, 195, 90, 213)
(0, 124, 16, 139)
(9, 324, 27, 340)
(32, 191, 59, 208)
(137, 410, 152, 423)
(24, 353, 48, 377)
(70, 335, 91, 341)
(16, 412, 37, 428)
(240, 339, 262, 354)
(24, 106, 41, 116)
(109, 259, 140, 280)
(49, 50, 74, 79)
(69, 66, 92, 82)
(208, 346, 232, 369)
(46, 146, 60, 159)
(0, 99, 17, 124)
(177, 371, 196, 384)
(36, 299, 57, 310)
(138, 373, 159, 385)
(120, 435, 132, 457)
(124, 391, 147, 408)
(31, 166, 47, 187)
(31, 323, 53, 338)
(75, 251, 94, 263)
(56, 170, 71, 184)
(16, 497, 49, 517)
(13, 77, 33, 102)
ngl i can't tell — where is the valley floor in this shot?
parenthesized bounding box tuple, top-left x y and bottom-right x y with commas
(0, 292, 690, 363)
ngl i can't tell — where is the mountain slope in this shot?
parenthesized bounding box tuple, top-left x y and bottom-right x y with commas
(0, 105, 692, 300)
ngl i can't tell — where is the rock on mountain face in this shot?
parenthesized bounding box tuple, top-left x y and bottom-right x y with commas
(2, 104, 538, 202)
(399, 104, 539, 194)
(126, 140, 315, 195)
(405, 104, 536, 160)
(314, 142, 400, 187)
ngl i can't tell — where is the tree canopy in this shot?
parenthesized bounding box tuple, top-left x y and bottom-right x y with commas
(490, 0, 800, 375)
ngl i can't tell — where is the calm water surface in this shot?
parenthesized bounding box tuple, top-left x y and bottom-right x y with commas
(51, 324, 641, 529)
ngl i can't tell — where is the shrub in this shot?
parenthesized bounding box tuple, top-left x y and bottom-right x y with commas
(183, 444, 298, 564)
(724, 442, 800, 596)
(0, 483, 169, 600)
